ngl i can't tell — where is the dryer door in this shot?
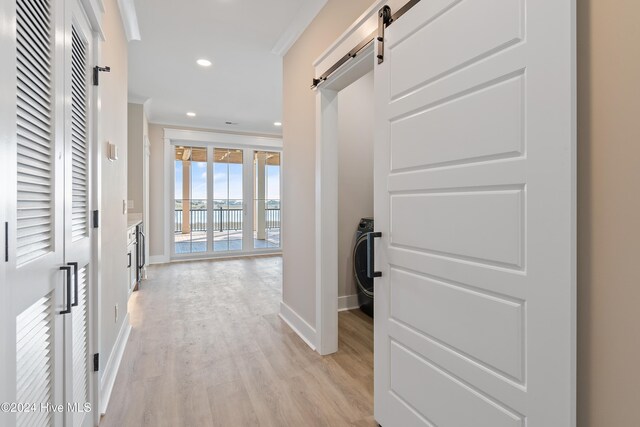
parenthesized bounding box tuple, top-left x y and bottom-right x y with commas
(353, 234, 374, 317)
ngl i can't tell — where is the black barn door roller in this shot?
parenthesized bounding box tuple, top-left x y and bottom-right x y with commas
(310, 0, 422, 89)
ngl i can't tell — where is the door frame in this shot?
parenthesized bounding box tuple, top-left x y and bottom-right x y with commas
(314, 46, 374, 355)
(312, 0, 405, 355)
(162, 128, 283, 262)
(65, 1, 99, 425)
(88, 25, 102, 427)
(77, 2, 106, 425)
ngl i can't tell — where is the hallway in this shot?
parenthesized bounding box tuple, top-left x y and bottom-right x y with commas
(100, 256, 375, 427)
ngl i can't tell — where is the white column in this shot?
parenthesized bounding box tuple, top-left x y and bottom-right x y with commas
(242, 148, 254, 251)
(256, 152, 267, 240)
(181, 160, 191, 234)
(207, 147, 214, 252)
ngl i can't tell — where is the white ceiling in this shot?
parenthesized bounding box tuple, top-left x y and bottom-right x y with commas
(128, 0, 326, 135)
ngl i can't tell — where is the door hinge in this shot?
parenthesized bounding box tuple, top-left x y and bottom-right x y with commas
(92, 210, 99, 228)
(93, 353, 99, 372)
(93, 66, 111, 86)
(4, 222, 8, 262)
(377, 5, 392, 64)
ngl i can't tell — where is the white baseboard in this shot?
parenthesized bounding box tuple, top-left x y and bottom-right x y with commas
(279, 301, 316, 351)
(338, 294, 359, 312)
(149, 255, 169, 265)
(99, 313, 131, 415)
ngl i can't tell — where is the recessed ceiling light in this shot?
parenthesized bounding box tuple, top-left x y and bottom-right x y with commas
(196, 58, 212, 67)
(186, 112, 196, 117)
(274, 122, 282, 127)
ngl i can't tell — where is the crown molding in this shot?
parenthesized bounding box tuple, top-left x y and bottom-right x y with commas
(271, 0, 328, 57)
(117, 0, 141, 41)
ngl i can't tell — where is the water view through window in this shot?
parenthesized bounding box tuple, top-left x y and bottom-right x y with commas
(254, 151, 281, 249)
(174, 146, 280, 255)
(213, 148, 243, 252)
(174, 146, 207, 253)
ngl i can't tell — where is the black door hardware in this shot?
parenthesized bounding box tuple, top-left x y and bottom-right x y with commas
(93, 66, 111, 86)
(311, 0, 422, 88)
(367, 232, 382, 279)
(68, 262, 79, 307)
(60, 265, 72, 314)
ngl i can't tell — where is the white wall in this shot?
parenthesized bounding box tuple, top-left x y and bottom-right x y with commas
(337, 71, 374, 299)
(127, 102, 148, 213)
(148, 123, 165, 259)
(99, 0, 129, 378)
(282, 0, 376, 328)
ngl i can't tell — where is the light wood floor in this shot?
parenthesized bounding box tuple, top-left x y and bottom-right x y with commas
(100, 256, 376, 427)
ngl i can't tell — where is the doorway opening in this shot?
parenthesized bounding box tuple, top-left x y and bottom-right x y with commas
(336, 69, 376, 376)
(336, 69, 375, 337)
(314, 42, 375, 355)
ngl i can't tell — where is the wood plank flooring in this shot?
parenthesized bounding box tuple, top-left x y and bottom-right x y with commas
(100, 256, 375, 427)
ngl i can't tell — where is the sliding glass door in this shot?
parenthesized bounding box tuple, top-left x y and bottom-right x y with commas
(213, 148, 243, 252)
(172, 144, 280, 258)
(174, 146, 208, 254)
(254, 151, 281, 249)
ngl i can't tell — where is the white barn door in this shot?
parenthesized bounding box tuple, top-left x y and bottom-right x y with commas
(374, 0, 575, 426)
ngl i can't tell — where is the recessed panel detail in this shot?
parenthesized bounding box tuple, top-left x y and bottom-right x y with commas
(389, 0, 523, 98)
(391, 75, 524, 171)
(390, 189, 523, 268)
(390, 341, 524, 427)
(390, 268, 524, 381)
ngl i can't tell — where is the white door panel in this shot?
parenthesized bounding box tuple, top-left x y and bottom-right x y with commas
(64, 0, 94, 425)
(374, 0, 576, 425)
(390, 74, 524, 171)
(390, 189, 524, 267)
(389, 267, 524, 381)
(70, 264, 90, 427)
(390, 340, 523, 427)
(4, 0, 67, 425)
(1, 0, 95, 425)
(16, 293, 58, 427)
(388, 0, 523, 99)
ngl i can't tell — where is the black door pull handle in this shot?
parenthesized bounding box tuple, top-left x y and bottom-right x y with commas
(139, 231, 146, 268)
(68, 262, 79, 307)
(367, 232, 382, 279)
(60, 266, 72, 314)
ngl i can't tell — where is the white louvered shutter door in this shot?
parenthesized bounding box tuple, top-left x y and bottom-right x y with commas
(6, 0, 66, 425)
(70, 26, 89, 243)
(16, 0, 54, 265)
(64, 3, 95, 425)
(16, 293, 56, 427)
(71, 266, 89, 427)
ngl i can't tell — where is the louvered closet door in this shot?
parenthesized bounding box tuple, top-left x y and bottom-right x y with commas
(63, 1, 94, 426)
(2, 0, 66, 425)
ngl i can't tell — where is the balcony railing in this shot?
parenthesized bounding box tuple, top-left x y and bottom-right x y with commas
(175, 207, 280, 233)
(264, 208, 280, 229)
